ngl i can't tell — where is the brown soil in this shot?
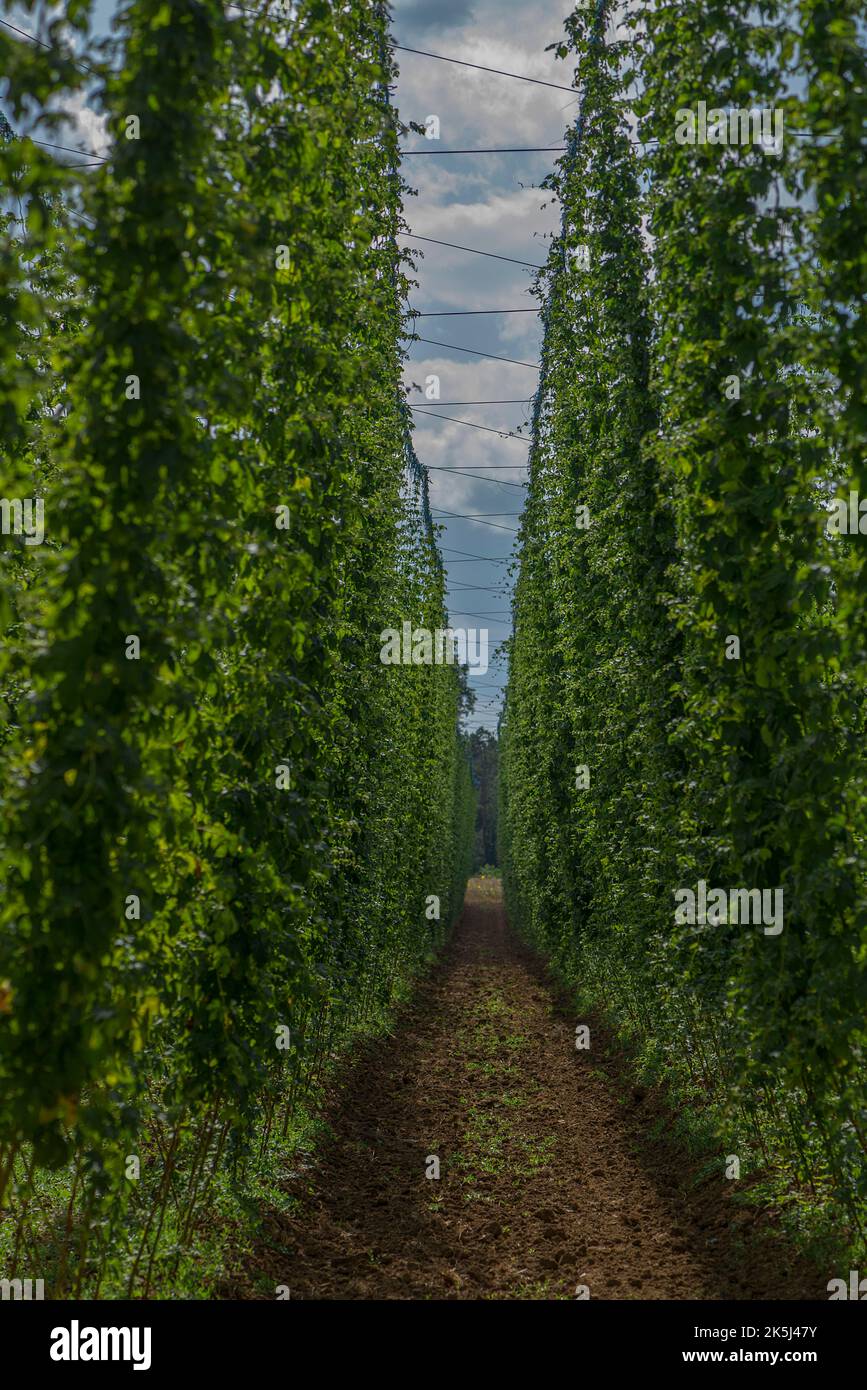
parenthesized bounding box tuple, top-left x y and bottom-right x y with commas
(232, 877, 826, 1300)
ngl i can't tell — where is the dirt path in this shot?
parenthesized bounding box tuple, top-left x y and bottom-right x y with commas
(235, 878, 824, 1300)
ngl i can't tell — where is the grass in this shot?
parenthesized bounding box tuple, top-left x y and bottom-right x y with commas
(451, 986, 556, 1203)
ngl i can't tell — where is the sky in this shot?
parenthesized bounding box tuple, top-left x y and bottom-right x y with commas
(391, 0, 577, 731)
(4, 0, 582, 733)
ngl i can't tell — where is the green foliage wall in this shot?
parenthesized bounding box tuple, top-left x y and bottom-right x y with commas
(0, 0, 473, 1292)
(500, 0, 867, 1255)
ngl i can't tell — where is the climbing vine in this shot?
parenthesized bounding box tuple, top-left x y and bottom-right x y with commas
(501, 0, 867, 1257)
(0, 0, 473, 1294)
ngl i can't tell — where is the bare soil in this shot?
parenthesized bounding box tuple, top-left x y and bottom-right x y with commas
(231, 877, 826, 1300)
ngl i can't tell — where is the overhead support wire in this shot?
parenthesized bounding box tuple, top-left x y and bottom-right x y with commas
(410, 338, 541, 369)
(410, 407, 531, 440)
(408, 309, 539, 318)
(432, 510, 520, 533)
(441, 549, 511, 561)
(0, 16, 99, 74)
(404, 398, 533, 404)
(400, 233, 545, 269)
(30, 137, 106, 161)
(447, 585, 509, 594)
(392, 43, 578, 94)
(429, 470, 526, 488)
(401, 146, 567, 155)
(448, 612, 512, 623)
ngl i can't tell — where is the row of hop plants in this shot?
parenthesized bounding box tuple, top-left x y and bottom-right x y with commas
(500, 0, 867, 1264)
(0, 0, 474, 1296)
